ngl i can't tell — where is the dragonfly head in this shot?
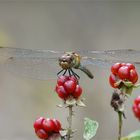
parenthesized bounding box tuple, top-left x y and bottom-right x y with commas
(59, 52, 75, 69)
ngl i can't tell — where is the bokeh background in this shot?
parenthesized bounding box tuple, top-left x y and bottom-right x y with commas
(0, 0, 140, 140)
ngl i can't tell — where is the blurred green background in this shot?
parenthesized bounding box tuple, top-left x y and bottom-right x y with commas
(0, 1, 140, 140)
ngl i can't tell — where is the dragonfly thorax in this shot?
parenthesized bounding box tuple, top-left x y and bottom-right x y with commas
(58, 52, 81, 70)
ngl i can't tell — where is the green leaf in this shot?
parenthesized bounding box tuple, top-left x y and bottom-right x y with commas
(120, 85, 133, 95)
(123, 81, 133, 87)
(76, 98, 86, 107)
(115, 80, 122, 86)
(126, 87, 133, 95)
(59, 130, 68, 137)
(121, 130, 140, 140)
(120, 86, 127, 93)
(133, 84, 140, 88)
(83, 117, 99, 140)
(66, 98, 76, 106)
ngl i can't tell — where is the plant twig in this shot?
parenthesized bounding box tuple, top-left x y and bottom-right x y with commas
(118, 112, 122, 140)
(67, 105, 73, 140)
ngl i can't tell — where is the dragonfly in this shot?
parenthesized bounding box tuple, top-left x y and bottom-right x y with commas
(0, 47, 140, 80)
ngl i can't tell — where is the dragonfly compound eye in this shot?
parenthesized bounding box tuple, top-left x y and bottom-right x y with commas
(58, 53, 75, 69)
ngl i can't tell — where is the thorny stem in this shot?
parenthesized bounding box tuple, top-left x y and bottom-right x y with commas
(118, 112, 123, 140)
(67, 105, 73, 140)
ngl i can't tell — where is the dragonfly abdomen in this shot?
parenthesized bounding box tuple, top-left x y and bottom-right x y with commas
(78, 65, 94, 79)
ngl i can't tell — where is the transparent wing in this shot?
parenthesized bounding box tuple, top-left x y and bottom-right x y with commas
(81, 49, 140, 62)
(81, 57, 140, 71)
(0, 47, 63, 58)
(81, 58, 113, 68)
(0, 47, 64, 80)
(4, 57, 62, 80)
(1, 47, 140, 80)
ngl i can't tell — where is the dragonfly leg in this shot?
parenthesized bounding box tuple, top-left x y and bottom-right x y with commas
(70, 69, 80, 80)
(63, 69, 67, 75)
(57, 69, 64, 77)
(68, 69, 72, 76)
(57, 69, 80, 80)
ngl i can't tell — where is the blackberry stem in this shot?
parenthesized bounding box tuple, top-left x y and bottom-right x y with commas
(67, 105, 73, 140)
(118, 112, 123, 140)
